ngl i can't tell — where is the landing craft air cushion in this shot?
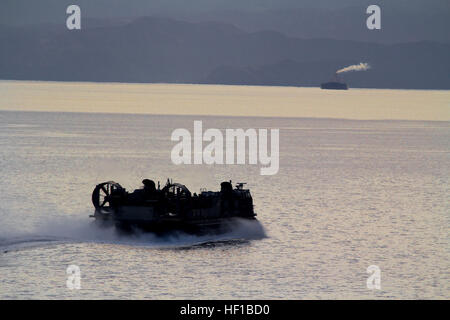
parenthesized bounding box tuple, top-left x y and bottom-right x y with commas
(91, 179, 257, 233)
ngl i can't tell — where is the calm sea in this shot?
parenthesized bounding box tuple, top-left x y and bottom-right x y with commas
(0, 82, 449, 299)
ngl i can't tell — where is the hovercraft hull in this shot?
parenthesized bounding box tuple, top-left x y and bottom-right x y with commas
(91, 180, 257, 235)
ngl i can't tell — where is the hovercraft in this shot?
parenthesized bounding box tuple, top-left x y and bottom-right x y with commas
(91, 179, 257, 233)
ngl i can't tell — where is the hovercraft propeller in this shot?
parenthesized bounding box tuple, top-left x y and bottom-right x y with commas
(92, 181, 124, 209)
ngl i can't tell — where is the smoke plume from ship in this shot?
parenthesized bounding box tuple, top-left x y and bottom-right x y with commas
(336, 62, 370, 74)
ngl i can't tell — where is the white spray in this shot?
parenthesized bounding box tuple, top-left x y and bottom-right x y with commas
(0, 215, 267, 251)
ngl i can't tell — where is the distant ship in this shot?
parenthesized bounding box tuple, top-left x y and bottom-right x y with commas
(320, 73, 348, 90)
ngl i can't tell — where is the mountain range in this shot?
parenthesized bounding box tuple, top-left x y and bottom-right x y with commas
(1, 16, 449, 89)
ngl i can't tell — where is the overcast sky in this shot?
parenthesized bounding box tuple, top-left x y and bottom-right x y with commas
(1, 0, 448, 26)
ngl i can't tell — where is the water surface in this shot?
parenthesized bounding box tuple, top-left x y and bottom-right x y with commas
(0, 110, 448, 299)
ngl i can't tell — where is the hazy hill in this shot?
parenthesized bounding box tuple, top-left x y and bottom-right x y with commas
(183, 5, 450, 44)
(2, 0, 449, 44)
(1, 16, 449, 89)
